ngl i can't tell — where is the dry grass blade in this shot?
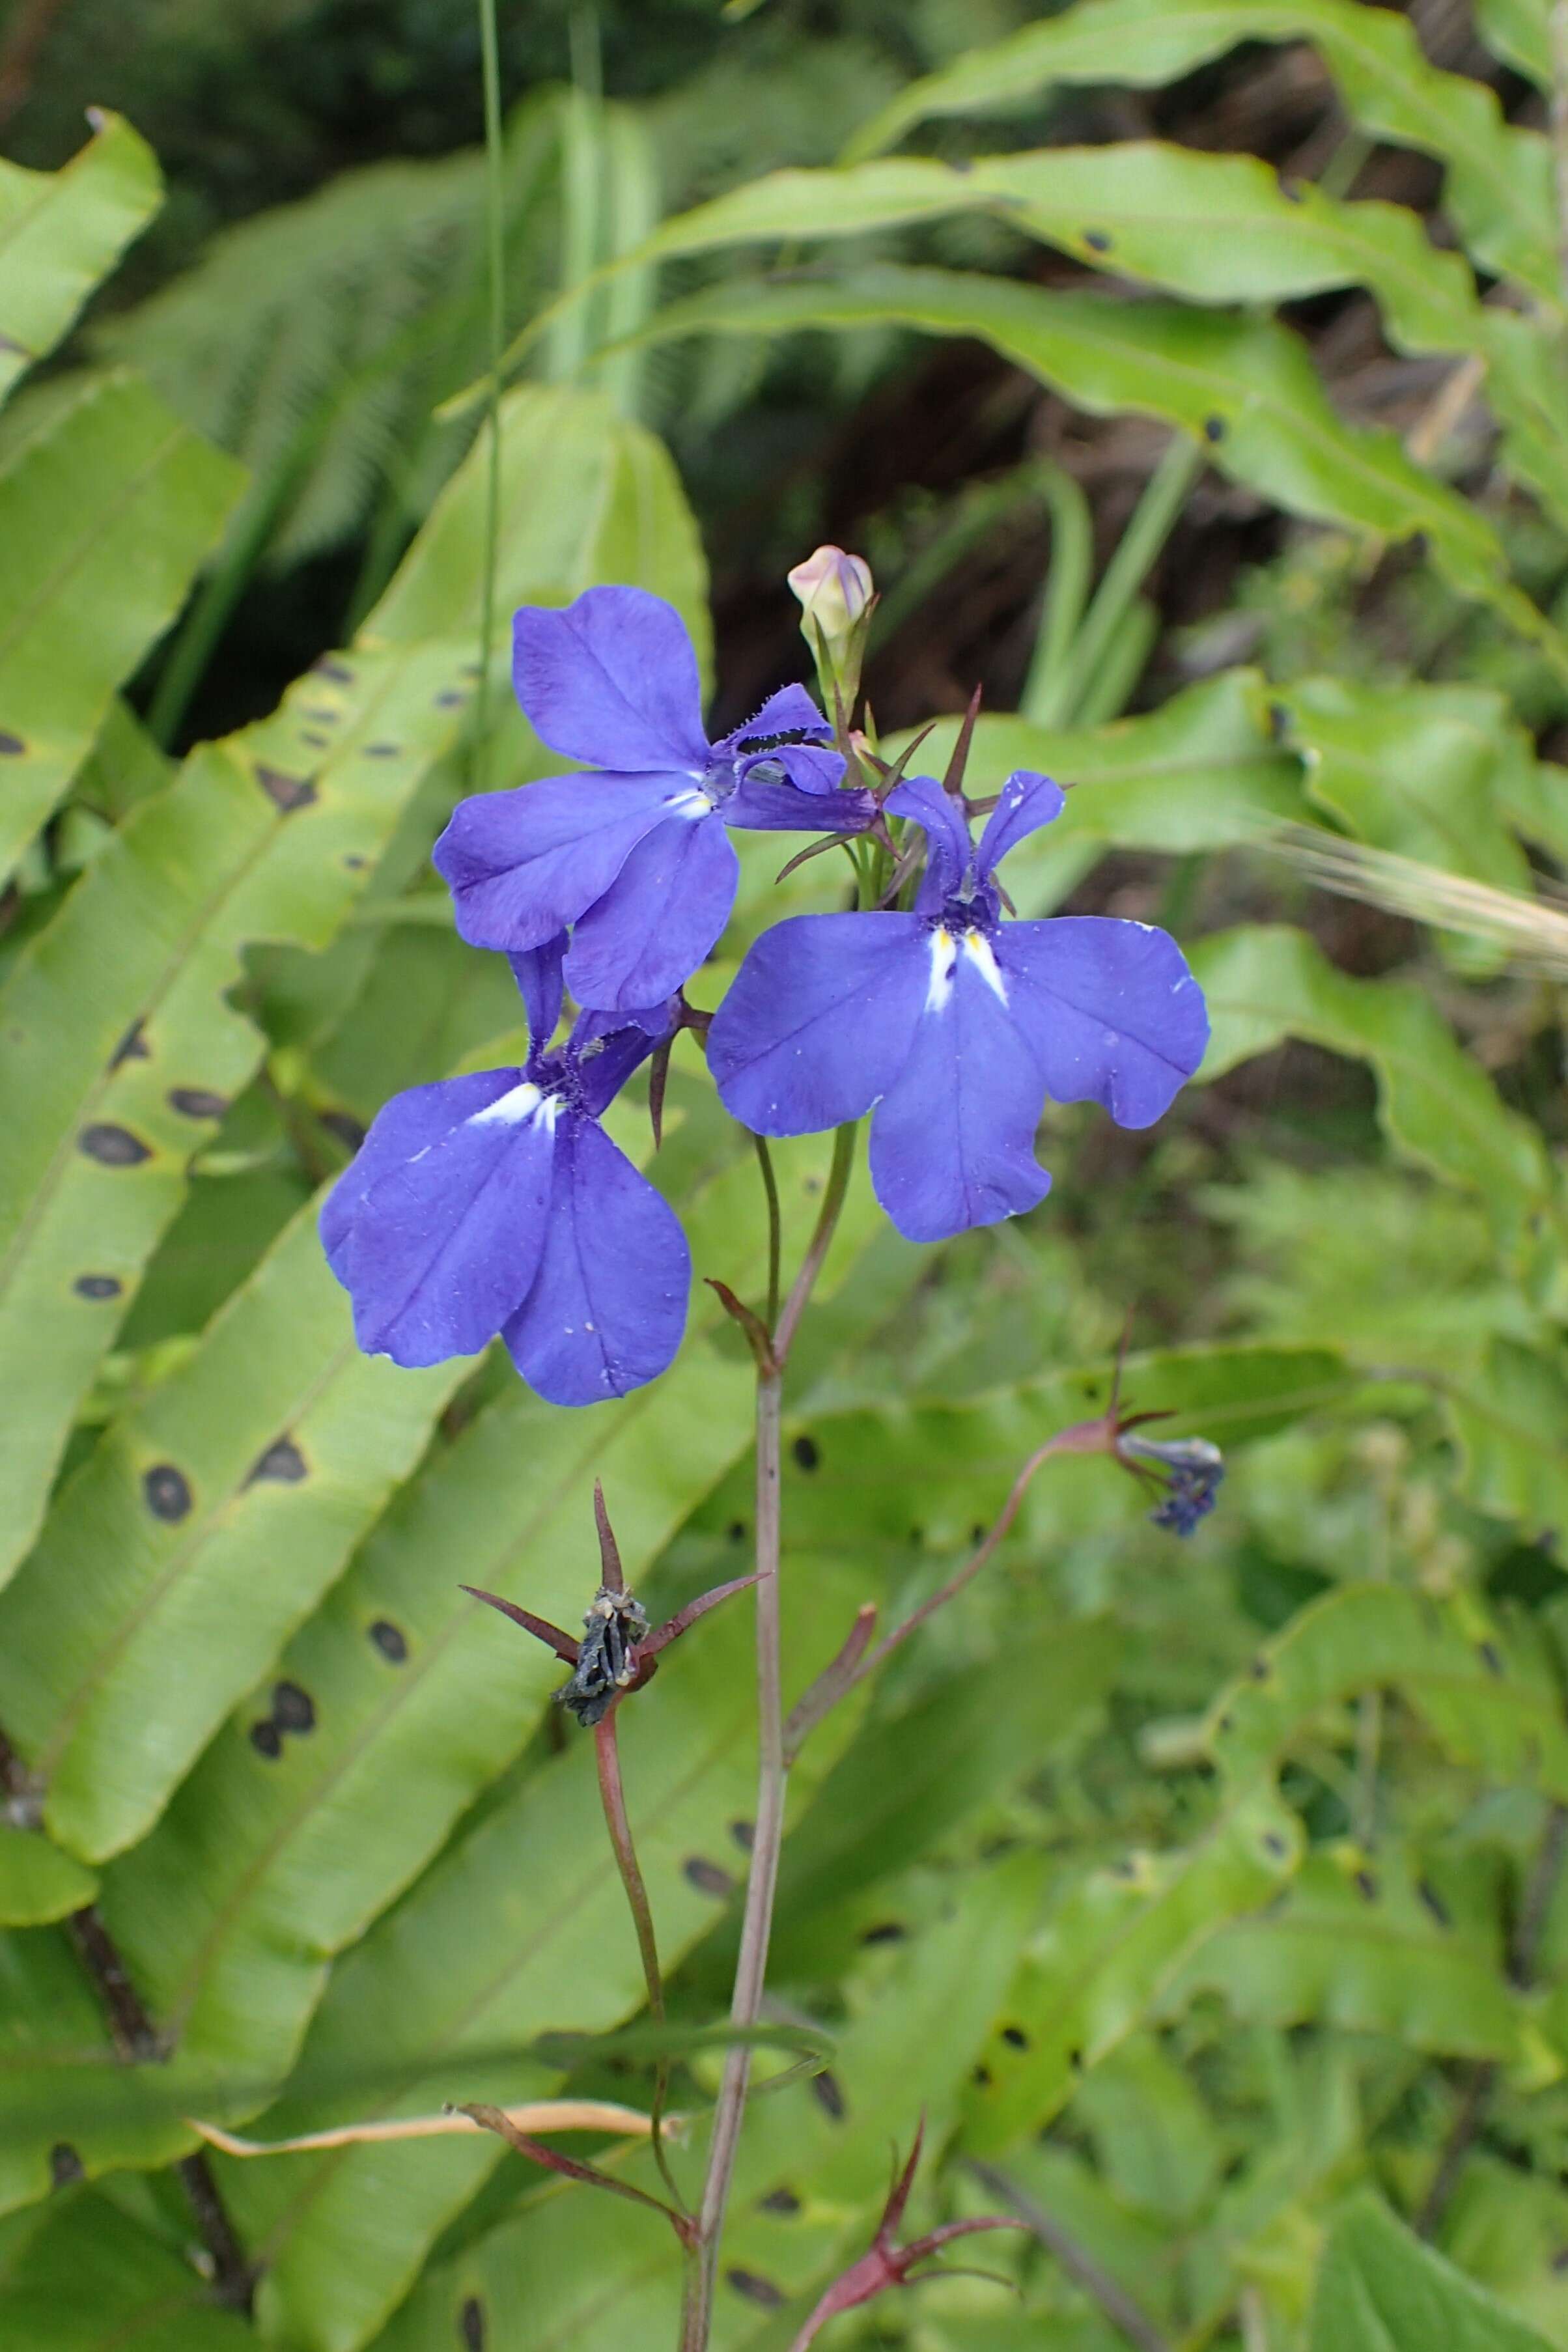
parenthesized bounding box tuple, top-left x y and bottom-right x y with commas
(1270, 826, 1568, 978)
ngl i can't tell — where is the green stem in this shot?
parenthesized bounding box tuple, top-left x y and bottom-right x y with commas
(473, 0, 507, 792)
(1020, 461, 1094, 725)
(1044, 434, 1201, 730)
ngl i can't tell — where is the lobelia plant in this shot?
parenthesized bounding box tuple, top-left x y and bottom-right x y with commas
(320, 553, 1214, 2347)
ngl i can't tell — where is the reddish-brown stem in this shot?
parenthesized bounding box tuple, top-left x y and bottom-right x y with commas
(592, 1713, 687, 2221)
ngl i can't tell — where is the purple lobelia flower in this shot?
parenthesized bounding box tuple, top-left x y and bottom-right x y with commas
(708, 769, 1209, 1244)
(433, 585, 878, 1013)
(320, 936, 689, 1407)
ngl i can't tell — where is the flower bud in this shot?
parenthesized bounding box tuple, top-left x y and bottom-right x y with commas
(787, 545, 873, 656)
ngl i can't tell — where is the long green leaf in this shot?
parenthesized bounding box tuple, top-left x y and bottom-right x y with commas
(1166, 1851, 1551, 2072)
(0, 2187, 251, 2347)
(1191, 925, 1553, 1217)
(843, 0, 1560, 310)
(0, 1201, 461, 1863)
(0, 1828, 96, 1928)
(622, 266, 1567, 677)
(0, 383, 704, 1586)
(0, 372, 245, 883)
(589, 141, 1568, 523)
(1311, 2193, 1557, 2352)
(0, 113, 160, 409)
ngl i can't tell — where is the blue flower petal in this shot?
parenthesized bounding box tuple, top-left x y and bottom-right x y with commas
(434, 771, 699, 953)
(975, 769, 1065, 876)
(885, 776, 973, 909)
(321, 1071, 557, 1366)
(507, 934, 567, 1050)
(997, 916, 1209, 1127)
(718, 684, 833, 752)
(708, 912, 927, 1136)
(570, 1001, 676, 1116)
(727, 775, 876, 833)
(512, 586, 708, 772)
(565, 810, 739, 1011)
(503, 1117, 690, 1406)
(868, 929, 1050, 1242)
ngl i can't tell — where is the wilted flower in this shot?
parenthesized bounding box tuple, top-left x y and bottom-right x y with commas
(321, 935, 689, 1406)
(462, 1485, 759, 1726)
(788, 544, 874, 658)
(1120, 1432, 1225, 1535)
(708, 769, 1209, 1242)
(434, 586, 876, 1013)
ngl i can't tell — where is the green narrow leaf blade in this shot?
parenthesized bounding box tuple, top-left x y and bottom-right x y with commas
(0, 113, 160, 408)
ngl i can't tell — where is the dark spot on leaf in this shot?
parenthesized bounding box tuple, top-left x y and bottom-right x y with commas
(1001, 2024, 1029, 2050)
(313, 659, 353, 683)
(437, 690, 468, 708)
(684, 1856, 734, 1898)
(80, 1123, 150, 1167)
(1417, 1877, 1451, 1929)
(257, 766, 317, 812)
(727, 1519, 746, 1543)
(301, 707, 337, 725)
(947, 154, 975, 175)
(1203, 415, 1226, 442)
(343, 854, 367, 870)
(251, 1720, 283, 1759)
(1408, 529, 1429, 562)
(1250, 1655, 1270, 1679)
(249, 1438, 306, 1484)
(860, 1920, 907, 1944)
(1478, 1640, 1504, 1676)
(970, 1524, 987, 1545)
(726, 2271, 785, 2309)
(49, 2144, 83, 2188)
(322, 1110, 367, 1152)
(909, 1526, 925, 1546)
(1263, 1831, 1288, 1858)
(972, 2064, 992, 2086)
(761, 2186, 801, 2215)
(371, 1619, 409, 1662)
(143, 1464, 192, 1522)
(302, 732, 329, 749)
(459, 2294, 486, 2351)
(1068, 2048, 1084, 2073)
(1267, 701, 1289, 742)
(1354, 1869, 1378, 1901)
(169, 1087, 229, 1121)
(272, 1681, 316, 1734)
(364, 742, 400, 757)
(111, 1020, 148, 1067)
(792, 1434, 819, 1472)
(1216, 1713, 1233, 1735)
(1083, 228, 1112, 251)
(74, 1274, 122, 1300)
(1112, 1857, 1136, 1878)
(810, 2069, 845, 2120)
(1552, 2248, 1568, 2275)
(729, 1819, 754, 1851)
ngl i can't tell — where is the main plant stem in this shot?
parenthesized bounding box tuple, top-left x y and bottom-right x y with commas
(684, 1127, 856, 2349)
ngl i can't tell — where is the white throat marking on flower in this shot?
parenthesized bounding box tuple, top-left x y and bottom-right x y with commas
(470, 1081, 561, 1130)
(926, 927, 957, 1012)
(962, 929, 1009, 1005)
(667, 786, 715, 819)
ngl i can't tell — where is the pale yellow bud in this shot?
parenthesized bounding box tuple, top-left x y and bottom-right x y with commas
(787, 545, 873, 656)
